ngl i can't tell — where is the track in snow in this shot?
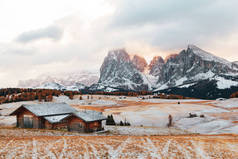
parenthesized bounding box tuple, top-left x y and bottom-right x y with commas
(0, 135, 238, 158)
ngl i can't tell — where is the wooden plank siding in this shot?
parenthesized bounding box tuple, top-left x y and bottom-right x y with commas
(17, 107, 43, 129)
(67, 116, 86, 132)
(67, 116, 102, 133)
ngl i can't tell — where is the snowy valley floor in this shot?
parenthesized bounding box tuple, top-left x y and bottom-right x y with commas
(1, 95, 238, 134)
(1, 96, 238, 158)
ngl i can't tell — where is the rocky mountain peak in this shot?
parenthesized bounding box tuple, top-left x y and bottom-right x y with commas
(187, 44, 231, 67)
(107, 49, 130, 63)
(155, 44, 238, 91)
(149, 56, 164, 67)
(132, 55, 148, 72)
(164, 54, 178, 62)
(187, 44, 200, 50)
(96, 49, 151, 91)
(149, 56, 165, 76)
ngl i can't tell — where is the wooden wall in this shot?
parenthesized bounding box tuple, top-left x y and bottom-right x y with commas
(87, 121, 102, 132)
(17, 108, 43, 129)
(67, 116, 102, 132)
(67, 117, 86, 132)
(45, 120, 53, 129)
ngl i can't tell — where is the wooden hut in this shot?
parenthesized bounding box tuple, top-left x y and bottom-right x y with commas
(10, 103, 75, 129)
(66, 110, 106, 132)
(10, 103, 106, 132)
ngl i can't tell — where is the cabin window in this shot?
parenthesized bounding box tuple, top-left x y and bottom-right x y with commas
(23, 115, 33, 128)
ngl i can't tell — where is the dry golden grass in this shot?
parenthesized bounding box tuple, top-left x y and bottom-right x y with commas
(0, 129, 238, 159)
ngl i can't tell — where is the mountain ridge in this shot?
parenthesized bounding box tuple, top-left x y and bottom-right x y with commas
(17, 45, 238, 99)
(91, 44, 238, 98)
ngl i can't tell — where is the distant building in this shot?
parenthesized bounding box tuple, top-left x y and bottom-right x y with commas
(10, 103, 106, 133)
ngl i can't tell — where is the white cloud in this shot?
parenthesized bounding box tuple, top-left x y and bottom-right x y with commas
(0, 0, 238, 87)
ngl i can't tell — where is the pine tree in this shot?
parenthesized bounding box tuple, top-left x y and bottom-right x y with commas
(106, 115, 116, 125)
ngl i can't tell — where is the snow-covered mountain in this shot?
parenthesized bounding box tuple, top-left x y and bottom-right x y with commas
(91, 45, 238, 98)
(150, 45, 238, 99)
(148, 56, 165, 76)
(36, 82, 65, 90)
(65, 83, 87, 91)
(233, 61, 238, 66)
(35, 82, 86, 91)
(90, 49, 152, 91)
(155, 45, 238, 90)
(16, 45, 238, 98)
(18, 70, 99, 88)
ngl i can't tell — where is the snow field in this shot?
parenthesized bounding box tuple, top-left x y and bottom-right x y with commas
(1, 95, 238, 135)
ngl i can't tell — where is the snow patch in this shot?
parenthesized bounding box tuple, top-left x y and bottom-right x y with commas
(215, 76, 238, 89)
(210, 98, 238, 108)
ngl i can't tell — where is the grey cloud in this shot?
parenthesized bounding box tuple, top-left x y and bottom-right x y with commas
(109, 0, 238, 49)
(16, 25, 63, 43)
(111, 0, 237, 28)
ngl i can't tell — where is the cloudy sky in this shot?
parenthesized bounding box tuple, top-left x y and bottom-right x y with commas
(0, 0, 238, 87)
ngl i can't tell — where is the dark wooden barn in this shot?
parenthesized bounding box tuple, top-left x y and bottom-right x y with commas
(10, 103, 106, 132)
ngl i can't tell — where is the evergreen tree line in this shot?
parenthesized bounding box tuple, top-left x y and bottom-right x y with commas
(153, 94, 191, 99)
(92, 91, 153, 96)
(106, 115, 131, 126)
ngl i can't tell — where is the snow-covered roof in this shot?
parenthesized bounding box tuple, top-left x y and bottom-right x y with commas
(10, 103, 106, 122)
(22, 103, 77, 116)
(73, 110, 106, 122)
(44, 114, 70, 123)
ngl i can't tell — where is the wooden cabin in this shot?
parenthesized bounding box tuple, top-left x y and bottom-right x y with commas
(10, 103, 106, 132)
(66, 110, 105, 132)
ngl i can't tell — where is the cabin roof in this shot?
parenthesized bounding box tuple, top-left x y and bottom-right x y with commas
(73, 110, 106, 122)
(44, 114, 70, 123)
(10, 103, 77, 116)
(10, 103, 106, 122)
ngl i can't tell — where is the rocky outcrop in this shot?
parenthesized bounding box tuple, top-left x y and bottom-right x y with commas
(94, 45, 238, 94)
(156, 45, 238, 89)
(148, 56, 164, 76)
(95, 49, 151, 91)
(131, 55, 148, 72)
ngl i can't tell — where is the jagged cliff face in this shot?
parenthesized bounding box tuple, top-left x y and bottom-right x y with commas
(96, 45, 238, 96)
(99, 49, 131, 83)
(156, 45, 238, 89)
(164, 54, 178, 63)
(149, 56, 164, 76)
(96, 49, 151, 91)
(131, 55, 148, 72)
